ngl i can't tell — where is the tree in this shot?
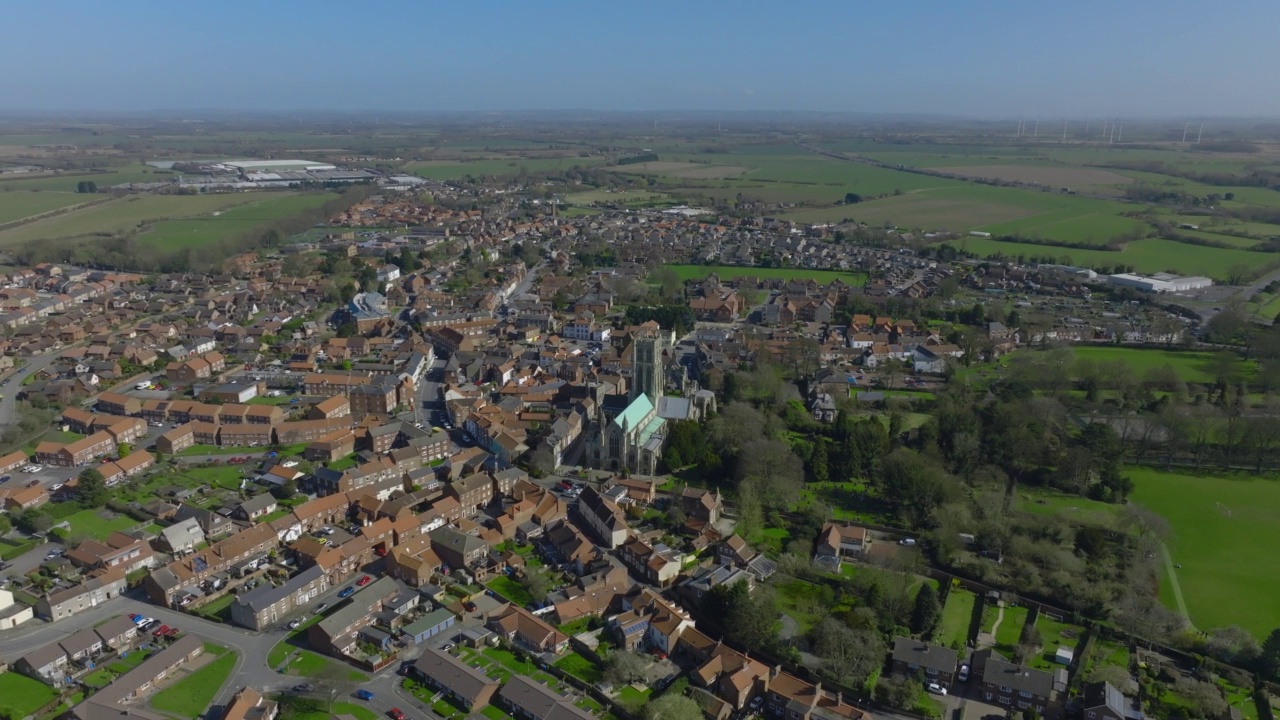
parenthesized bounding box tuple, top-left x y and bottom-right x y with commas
(605, 650, 648, 685)
(271, 479, 299, 500)
(518, 572, 550, 603)
(643, 694, 702, 720)
(1260, 628, 1280, 680)
(814, 617, 886, 686)
(736, 439, 804, 511)
(1204, 626, 1260, 666)
(909, 585, 941, 636)
(1179, 678, 1228, 720)
(116, 442, 131, 459)
(312, 657, 357, 708)
(76, 468, 108, 509)
(336, 321, 358, 338)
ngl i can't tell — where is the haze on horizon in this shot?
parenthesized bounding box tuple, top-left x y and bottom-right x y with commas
(4, 0, 1276, 118)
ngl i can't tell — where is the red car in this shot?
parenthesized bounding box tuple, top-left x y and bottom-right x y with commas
(164, 627, 179, 638)
(152, 625, 170, 637)
(389, 710, 406, 720)
(356, 575, 372, 587)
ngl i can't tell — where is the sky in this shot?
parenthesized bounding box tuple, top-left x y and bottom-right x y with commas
(2, 0, 1276, 117)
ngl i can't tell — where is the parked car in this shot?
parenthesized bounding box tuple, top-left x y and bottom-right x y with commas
(164, 627, 179, 638)
(926, 682, 947, 696)
(287, 619, 301, 630)
(338, 586, 355, 599)
(462, 601, 478, 613)
(388, 710, 406, 720)
(958, 663, 970, 682)
(152, 625, 170, 637)
(355, 689, 375, 701)
(0, 476, 11, 484)
(356, 575, 372, 587)
(314, 602, 328, 614)
(291, 683, 313, 693)
(25, 480, 39, 488)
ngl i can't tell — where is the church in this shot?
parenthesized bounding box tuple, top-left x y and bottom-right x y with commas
(586, 327, 715, 475)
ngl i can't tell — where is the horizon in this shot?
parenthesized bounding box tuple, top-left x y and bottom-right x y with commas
(2, 0, 1277, 117)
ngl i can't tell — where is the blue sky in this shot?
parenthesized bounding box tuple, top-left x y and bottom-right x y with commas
(2, 0, 1274, 116)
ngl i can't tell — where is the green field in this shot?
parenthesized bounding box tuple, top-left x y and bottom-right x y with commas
(148, 647, 236, 719)
(1129, 467, 1280, 637)
(937, 588, 977, 648)
(0, 670, 58, 718)
(138, 193, 329, 250)
(0, 166, 176, 192)
(0, 193, 264, 246)
(1029, 615, 1085, 672)
(1070, 346, 1254, 385)
(563, 188, 672, 206)
(406, 156, 606, 180)
(664, 263, 867, 285)
(943, 235, 1279, 280)
(61, 508, 140, 540)
(485, 575, 534, 606)
(1017, 488, 1124, 527)
(0, 191, 94, 224)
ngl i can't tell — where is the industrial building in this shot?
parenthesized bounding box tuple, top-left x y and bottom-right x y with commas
(1106, 272, 1213, 293)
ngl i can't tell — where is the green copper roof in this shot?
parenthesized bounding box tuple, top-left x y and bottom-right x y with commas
(613, 393, 654, 431)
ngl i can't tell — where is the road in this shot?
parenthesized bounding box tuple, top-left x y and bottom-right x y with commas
(0, 350, 65, 426)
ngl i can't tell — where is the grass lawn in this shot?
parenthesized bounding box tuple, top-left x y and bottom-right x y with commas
(1028, 615, 1085, 671)
(0, 536, 41, 560)
(1016, 487, 1125, 528)
(557, 616, 594, 637)
(1130, 467, 1280, 637)
(0, 193, 264, 247)
(937, 588, 977, 648)
(177, 444, 245, 456)
(61, 508, 139, 540)
(992, 605, 1029, 655)
(664, 263, 867, 286)
(148, 650, 237, 719)
(485, 575, 534, 606)
(179, 465, 248, 490)
(0, 671, 58, 718)
(193, 592, 236, 622)
(554, 652, 603, 683)
(1071, 346, 1255, 385)
(268, 614, 323, 667)
(617, 686, 652, 712)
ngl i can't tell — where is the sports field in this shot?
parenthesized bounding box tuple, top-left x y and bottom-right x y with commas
(0, 193, 264, 246)
(138, 193, 329, 250)
(664, 263, 867, 285)
(0, 191, 92, 224)
(1129, 467, 1280, 637)
(1071, 346, 1254, 385)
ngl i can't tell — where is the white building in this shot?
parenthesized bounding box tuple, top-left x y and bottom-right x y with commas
(1106, 273, 1213, 293)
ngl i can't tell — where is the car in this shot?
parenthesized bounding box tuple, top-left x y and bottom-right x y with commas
(926, 682, 947, 696)
(356, 575, 372, 587)
(355, 689, 375, 701)
(462, 601, 478, 613)
(898, 538, 917, 546)
(388, 710, 406, 720)
(164, 627, 179, 637)
(314, 602, 328, 614)
(291, 683, 314, 693)
(152, 625, 170, 637)
(44, 552, 60, 561)
(338, 586, 355, 599)
(958, 663, 971, 682)
(0, 475, 10, 484)
(49, 482, 62, 491)
(287, 619, 302, 630)
(25, 479, 39, 488)
(128, 613, 141, 622)
(149, 421, 163, 427)
(348, 525, 362, 535)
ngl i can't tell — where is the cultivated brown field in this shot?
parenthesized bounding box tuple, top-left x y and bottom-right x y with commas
(942, 165, 1134, 186)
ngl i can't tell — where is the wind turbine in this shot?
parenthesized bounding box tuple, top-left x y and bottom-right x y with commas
(1061, 119, 1068, 142)
(1197, 123, 1204, 143)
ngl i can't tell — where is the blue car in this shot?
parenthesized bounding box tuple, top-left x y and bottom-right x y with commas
(355, 689, 374, 701)
(338, 586, 354, 599)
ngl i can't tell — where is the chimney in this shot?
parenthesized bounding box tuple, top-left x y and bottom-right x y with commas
(771, 665, 781, 680)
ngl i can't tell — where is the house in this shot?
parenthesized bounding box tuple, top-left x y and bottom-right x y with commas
(618, 536, 682, 587)
(65, 531, 156, 574)
(448, 471, 495, 513)
(221, 686, 279, 720)
(892, 636, 959, 687)
(498, 674, 594, 720)
(234, 493, 279, 522)
(681, 486, 721, 524)
(978, 651, 1058, 716)
(409, 647, 500, 711)
(762, 666, 871, 720)
(401, 607, 458, 645)
(575, 486, 629, 549)
(96, 391, 141, 417)
(0, 587, 34, 629)
(230, 565, 330, 631)
(68, 634, 205, 720)
(813, 523, 871, 571)
(387, 535, 444, 587)
(158, 517, 206, 554)
(429, 526, 489, 574)
(487, 603, 569, 654)
(690, 643, 770, 710)
(308, 576, 399, 656)
(35, 566, 127, 621)
(1083, 681, 1143, 720)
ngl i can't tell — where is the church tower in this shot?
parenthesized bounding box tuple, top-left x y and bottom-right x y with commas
(630, 330, 666, 402)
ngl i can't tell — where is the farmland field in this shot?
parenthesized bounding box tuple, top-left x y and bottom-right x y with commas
(405, 156, 605, 179)
(664, 263, 866, 285)
(942, 235, 1279, 280)
(0, 165, 175, 192)
(1128, 467, 1280, 637)
(0, 193, 264, 246)
(563, 189, 673, 206)
(0, 191, 93, 224)
(942, 165, 1134, 186)
(137, 193, 330, 250)
(1070, 346, 1254, 384)
(616, 160, 748, 178)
